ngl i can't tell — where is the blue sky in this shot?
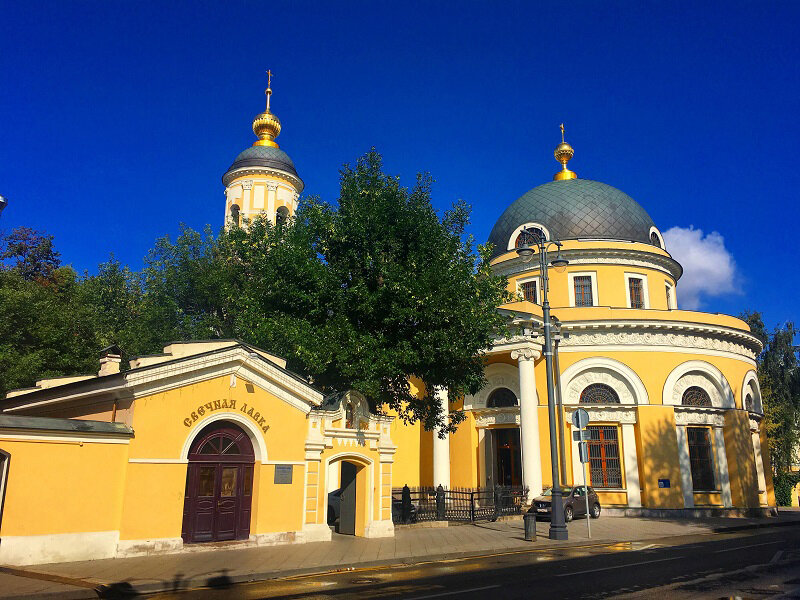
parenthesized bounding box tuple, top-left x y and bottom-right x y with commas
(2, 1, 798, 328)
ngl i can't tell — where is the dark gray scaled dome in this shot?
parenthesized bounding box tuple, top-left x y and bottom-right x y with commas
(488, 179, 657, 258)
(222, 145, 302, 187)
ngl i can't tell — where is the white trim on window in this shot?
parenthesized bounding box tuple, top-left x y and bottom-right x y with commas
(665, 281, 676, 310)
(649, 226, 665, 249)
(516, 276, 541, 304)
(507, 223, 551, 251)
(624, 272, 650, 309)
(568, 271, 598, 307)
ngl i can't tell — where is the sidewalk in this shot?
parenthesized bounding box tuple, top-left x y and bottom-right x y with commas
(2, 512, 799, 599)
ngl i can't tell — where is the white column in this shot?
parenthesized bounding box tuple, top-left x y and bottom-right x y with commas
(713, 426, 732, 508)
(511, 347, 542, 498)
(621, 423, 642, 507)
(432, 387, 450, 488)
(752, 430, 768, 506)
(676, 425, 694, 508)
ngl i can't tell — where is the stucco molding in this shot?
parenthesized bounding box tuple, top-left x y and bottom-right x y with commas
(565, 405, 637, 424)
(560, 356, 649, 405)
(673, 407, 726, 427)
(511, 347, 539, 362)
(558, 325, 759, 362)
(663, 360, 735, 409)
(472, 407, 521, 428)
(223, 166, 303, 192)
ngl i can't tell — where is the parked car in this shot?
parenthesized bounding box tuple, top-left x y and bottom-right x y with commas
(531, 485, 601, 522)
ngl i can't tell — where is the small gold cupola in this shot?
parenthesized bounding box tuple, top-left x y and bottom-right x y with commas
(553, 123, 577, 181)
(252, 69, 282, 148)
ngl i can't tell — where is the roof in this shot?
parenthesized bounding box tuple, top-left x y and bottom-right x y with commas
(488, 179, 657, 257)
(222, 146, 303, 187)
(0, 414, 133, 436)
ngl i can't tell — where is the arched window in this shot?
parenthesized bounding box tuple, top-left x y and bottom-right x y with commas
(487, 387, 518, 408)
(579, 383, 620, 404)
(745, 393, 754, 412)
(515, 227, 546, 248)
(682, 386, 712, 407)
(650, 231, 661, 248)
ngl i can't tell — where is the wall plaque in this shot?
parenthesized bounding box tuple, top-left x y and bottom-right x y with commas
(274, 464, 293, 484)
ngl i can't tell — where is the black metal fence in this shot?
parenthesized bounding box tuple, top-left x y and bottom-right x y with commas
(391, 485, 528, 524)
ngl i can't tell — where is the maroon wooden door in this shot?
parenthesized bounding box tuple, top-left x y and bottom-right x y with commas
(182, 423, 254, 544)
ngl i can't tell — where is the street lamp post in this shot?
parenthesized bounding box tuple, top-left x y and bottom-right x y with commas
(516, 228, 569, 540)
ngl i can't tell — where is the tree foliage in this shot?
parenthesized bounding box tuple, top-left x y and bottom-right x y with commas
(0, 151, 510, 433)
(741, 311, 800, 484)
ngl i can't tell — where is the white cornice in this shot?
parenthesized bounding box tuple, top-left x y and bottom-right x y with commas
(223, 166, 303, 192)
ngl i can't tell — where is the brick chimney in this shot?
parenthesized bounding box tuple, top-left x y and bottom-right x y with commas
(98, 345, 122, 377)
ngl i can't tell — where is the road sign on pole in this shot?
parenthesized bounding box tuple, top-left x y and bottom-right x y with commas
(571, 408, 592, 539)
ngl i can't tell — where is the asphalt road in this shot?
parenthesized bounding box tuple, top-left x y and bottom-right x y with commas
(153, 525, 800, 599)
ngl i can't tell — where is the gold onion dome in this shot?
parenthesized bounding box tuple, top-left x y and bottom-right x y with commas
(553, 123, 577, 181)
(252, 70, 281, 147)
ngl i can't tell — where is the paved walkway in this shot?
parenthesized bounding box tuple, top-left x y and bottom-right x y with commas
(2, 513, 799, 599)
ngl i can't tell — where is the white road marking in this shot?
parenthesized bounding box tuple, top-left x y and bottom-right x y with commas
(770, 550, 784, 563)
(406, 584, 501, 599)
(713, 541, 783, 553)
(556, 556, 682, 576)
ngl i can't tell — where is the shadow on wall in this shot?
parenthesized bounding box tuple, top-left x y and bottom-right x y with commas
(419, 424, 433, 486)
(637, 407, 686, 510)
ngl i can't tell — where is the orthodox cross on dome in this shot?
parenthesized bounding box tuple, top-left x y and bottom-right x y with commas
(553, 123, 577, 181)
(265, 69, 273, 111)
(560, 123, 565, 143)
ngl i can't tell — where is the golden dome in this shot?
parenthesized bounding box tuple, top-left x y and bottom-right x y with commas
(252, 110, 281, 148)
(553, 124, 577, 181)
(252, 69, 281, 148)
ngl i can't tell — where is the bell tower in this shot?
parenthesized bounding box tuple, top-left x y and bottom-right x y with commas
(222, 71, 304, 228)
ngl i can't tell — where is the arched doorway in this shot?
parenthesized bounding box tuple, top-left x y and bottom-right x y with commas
(326, 457, 370, 536)
(181, 422, 255, 543)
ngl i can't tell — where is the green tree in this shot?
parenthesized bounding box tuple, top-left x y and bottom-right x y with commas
(0, 227, 61, 281)
(741, 311, 800, 491)
(224, 151, 511, 433)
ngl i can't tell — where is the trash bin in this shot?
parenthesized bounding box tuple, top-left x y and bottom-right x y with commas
(524, 506, 536, 541)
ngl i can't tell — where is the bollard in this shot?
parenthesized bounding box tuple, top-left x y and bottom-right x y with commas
(524, 506, 537, 541)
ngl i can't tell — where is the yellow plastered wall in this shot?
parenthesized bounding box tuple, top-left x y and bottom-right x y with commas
(119, 374, 309, 541)
(509, 264, 676, 310)
(449, 401, 479, 488)
(254, 464, 305, 534)
(0, 437, 129, 536)
(760, 428, 776, 506)
(723, 411, 760, 508)
(636, 405, 684, 508)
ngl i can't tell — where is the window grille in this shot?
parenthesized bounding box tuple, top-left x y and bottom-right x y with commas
(629, 277, 644, 309)
(579, 383, 620, 404)
(515, 227, 546, 248)
(487, 387, 518, 408)
(520, 280, 538, 303)
(650, 231, 661, 247)
(682, 386, 712, 407)
(687, 426, 716, 491)
(574, 275, 594, 307)
(587, 426, 622, 488)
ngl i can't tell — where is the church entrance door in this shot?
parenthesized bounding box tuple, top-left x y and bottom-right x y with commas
(182, 422, 255, 544)
(495, 428, 522, 487)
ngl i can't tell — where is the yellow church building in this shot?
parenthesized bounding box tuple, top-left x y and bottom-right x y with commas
(0, 84, 775, 566)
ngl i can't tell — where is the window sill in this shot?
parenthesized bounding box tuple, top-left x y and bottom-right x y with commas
(693, 490, 721, 494)
(593, 488, 627, 493)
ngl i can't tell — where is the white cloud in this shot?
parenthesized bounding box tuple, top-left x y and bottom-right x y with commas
(662, 226, 739, 310)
